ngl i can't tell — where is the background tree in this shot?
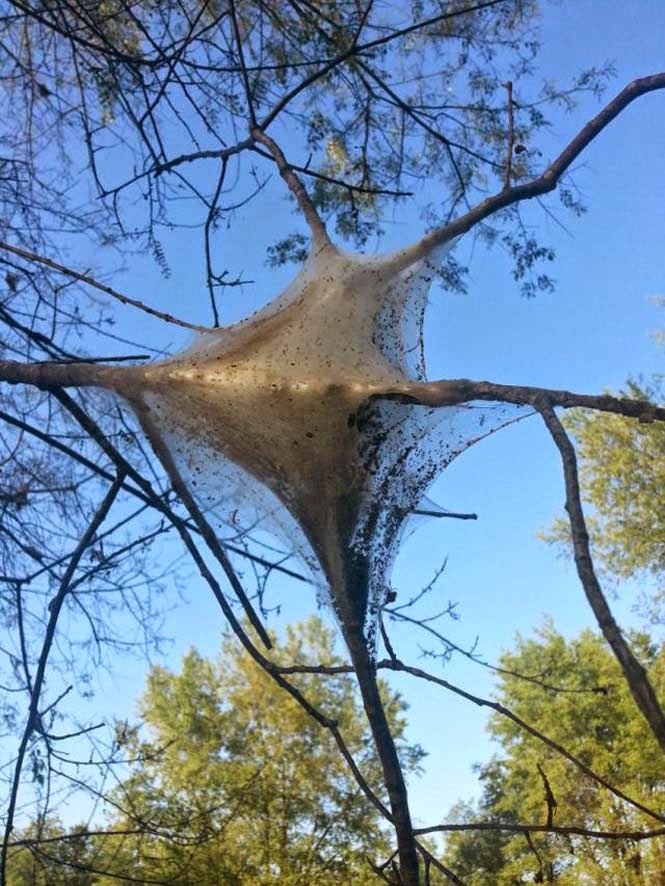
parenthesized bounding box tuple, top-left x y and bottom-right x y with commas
(442, 625, 665, 883)
(7, 618, 424, 884)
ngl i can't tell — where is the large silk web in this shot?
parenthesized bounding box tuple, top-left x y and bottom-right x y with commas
(115, 242, 524, 652)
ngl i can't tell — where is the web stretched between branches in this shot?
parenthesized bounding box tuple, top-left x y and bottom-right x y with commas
(118, 243, 525, 651)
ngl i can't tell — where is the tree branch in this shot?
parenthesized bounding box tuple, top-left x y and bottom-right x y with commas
(503, 80, 514, 190)
(380, 659, 665, 825)
(415, 822, 665, 842)
(1, 473, 124, 886)
(0, 241, 206, 332)
(537, 399, 665, 753)
(3, 363, 663, 426)
(386, 72, 665, 271)
(0, 407, 309, 585)
(389, 378, 665, 423)
(250, 127, 332, 251)
(130, 398, 273, 649)
(0, 358, 121, 390)
(228, 0, 256, 127)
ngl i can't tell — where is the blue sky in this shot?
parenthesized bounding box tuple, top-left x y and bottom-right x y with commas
(24, 0, 665, 833)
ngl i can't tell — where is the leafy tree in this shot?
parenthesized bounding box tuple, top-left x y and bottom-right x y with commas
(8, 618, 424, 884)
(7, 820, 98, 886)
(444, 624, 665, 884)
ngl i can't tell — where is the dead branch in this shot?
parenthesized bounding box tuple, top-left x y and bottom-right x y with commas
(0, 242, 206, 332)
(537, 400, 665, 752)
(1, 473, 124, 886)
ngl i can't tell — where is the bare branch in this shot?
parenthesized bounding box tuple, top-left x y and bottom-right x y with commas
(503, 80, 514, 190)
(228, 0, 256, 127)
(250, 127, 332, 250)
(1, 473, 124, 886)
(0, 242, 206, 332)
(250, 144, 413, 197)
(415, 842, 465, 885)
(416, 822, 665, 842)
(0, 358, 122, 390)
(379, 658, 665, 825)
(537, 400, 665, 752)
(389, 378, 665, 424)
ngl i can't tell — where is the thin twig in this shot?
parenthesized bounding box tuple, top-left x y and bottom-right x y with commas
(204, 159, 228, 326)
(384, 607, 607, 695)
(250, 144, 413, 197)
(0, 241, 206, 332)
(1, 474, 124, 886)
(524, 830, 545, 884)
(503, 80, 514, 190)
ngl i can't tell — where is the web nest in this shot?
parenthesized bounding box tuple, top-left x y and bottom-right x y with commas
(114, 243, 524, 653)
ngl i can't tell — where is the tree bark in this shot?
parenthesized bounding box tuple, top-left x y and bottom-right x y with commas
(345, 624, 420, 886)
(539, 401, 665, 754)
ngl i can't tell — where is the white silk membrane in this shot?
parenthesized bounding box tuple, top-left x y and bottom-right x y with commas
(120, 243, 523, 652)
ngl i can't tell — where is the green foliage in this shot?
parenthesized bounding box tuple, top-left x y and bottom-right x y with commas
(266, 233, 310, 268)
(7, 820, 99, 885)
(445, 624, 665, 883)
(565, 379, 665, 579)
(9, 618, 424, 884)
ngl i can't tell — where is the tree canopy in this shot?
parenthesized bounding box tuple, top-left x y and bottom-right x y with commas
(444, 624, 665, 884)
(0, 0, 611, 308)
(8, 618, 424, 884)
